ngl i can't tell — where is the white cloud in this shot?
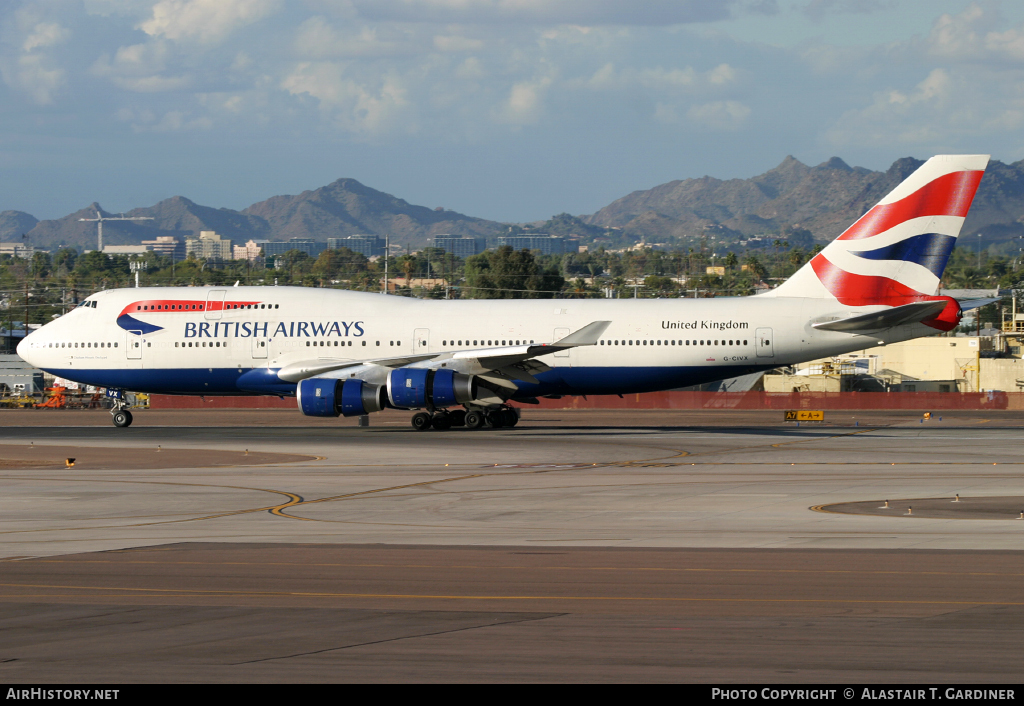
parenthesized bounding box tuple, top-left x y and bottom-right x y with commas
(139, 110, 213, 132)
(707, 63, 737, 85)
(825, 68, 960, 145)
(801, 0, 894, 23)
(434, 35, 485, 52)
(653, 102, 679, 124)
(926, 3, 1024, 62)
(686, 100, 751, 129)
(985, 27, 1024, 61)
(1, 17, 70, 105)
(1, 53, 65, 104)
(583, 63, 735, 91)
(281, 62, 412, 135)
(83, 0, 154, 17)
(294, 16, 410, 58)
(139, 0, 282, 43)
(351, 0, 737, 25)
(22, 22, 69, 52)
(928, 3, 986, 58)
(91, 41, 191, 92)
(493, 75, 553, 126)
(455, 56, 485, 79)
(230, 52, 252, 72)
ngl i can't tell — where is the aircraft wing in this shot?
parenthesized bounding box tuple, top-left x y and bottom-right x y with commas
(812, 300, 949, 333)
(277, 354, 436, 382)
(277, 320, 611, 384)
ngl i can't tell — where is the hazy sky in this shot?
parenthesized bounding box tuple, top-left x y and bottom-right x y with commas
(4, 0, 1024, 222)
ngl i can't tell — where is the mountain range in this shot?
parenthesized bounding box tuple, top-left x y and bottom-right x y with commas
(1, 178, 502, 252)
(4, 156, 1024, 255)
(584, 155, 1024, 254)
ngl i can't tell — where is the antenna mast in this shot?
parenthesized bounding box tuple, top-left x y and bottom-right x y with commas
(78, 211, 154, 251)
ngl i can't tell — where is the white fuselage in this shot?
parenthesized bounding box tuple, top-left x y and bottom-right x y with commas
(17, 285, 930, 398)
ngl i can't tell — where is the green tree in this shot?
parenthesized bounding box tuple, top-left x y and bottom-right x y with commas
(743, 255, 767, 281)
(464, 246, 564, 299)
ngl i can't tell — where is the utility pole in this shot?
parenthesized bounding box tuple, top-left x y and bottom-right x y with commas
(383, 234, 389, 294)
(24, 282, 29, 341)
(78, 211, 154, 251)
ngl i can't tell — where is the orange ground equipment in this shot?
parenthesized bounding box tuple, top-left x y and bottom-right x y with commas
(35, 386, 67, 409)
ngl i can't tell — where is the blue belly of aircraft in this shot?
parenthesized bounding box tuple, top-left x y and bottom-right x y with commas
(43, 364, 774, 399)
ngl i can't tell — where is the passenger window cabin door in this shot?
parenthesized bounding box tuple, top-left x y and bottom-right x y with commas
(414, 328, 429, 354)
(126, 331, 142, 360)
(553, 327, 570, 358)
(205, 290, 226, 320)
(251, 337, 268, 359)
(756, 327, 774, 358)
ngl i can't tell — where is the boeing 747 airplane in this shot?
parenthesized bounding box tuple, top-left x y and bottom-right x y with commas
(17, 155, 990, 429)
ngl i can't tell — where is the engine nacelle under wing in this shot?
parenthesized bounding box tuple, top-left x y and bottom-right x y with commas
(387, 368, 476, 409)
(297, 378, 386, 417)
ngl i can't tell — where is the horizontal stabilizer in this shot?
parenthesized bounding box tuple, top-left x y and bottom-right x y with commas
(958, 297, 1000, 311)
(812, 300, 949, 333)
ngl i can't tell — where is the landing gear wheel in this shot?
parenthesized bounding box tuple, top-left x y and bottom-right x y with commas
(487, 412, 505, 429)
(502, 409, 519, 427)
(411, 412, 433, 431)
(112, 410, 133, 428)
(464, 411, 484, 429)
(449, 410, 467, 427)
(432, 413, 452, 431)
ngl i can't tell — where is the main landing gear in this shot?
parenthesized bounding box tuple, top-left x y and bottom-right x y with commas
(410, 406, 518, 431)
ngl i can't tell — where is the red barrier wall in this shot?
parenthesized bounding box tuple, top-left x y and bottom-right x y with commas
(150, 391, 1023, 411)
(528, 391, 1019, 411)
(150, 395, 295, 409)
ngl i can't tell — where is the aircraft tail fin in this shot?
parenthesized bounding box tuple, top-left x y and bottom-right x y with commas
(766, 155, 989, 311)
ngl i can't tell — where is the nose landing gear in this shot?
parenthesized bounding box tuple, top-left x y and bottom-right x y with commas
(108, 390, 134, 428)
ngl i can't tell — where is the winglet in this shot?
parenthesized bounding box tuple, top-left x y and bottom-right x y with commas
(551, 321, 611, 347)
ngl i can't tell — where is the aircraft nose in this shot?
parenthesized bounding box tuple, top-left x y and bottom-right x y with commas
(15, 332, 31, 363)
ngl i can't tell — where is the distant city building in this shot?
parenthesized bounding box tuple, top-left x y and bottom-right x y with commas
(142, 236, 184, 261)
(386, 278, 448, 293)
(498, 234, 565, 255)
(432, 236, 486, 258)
(233, 239, 268, 261)
(186, 231, 233, 260)
(0, 243, 37, 259)
(327, 235, 383, 258)
(0, 353, 44, 394)
(263, 238, 325, 259)
(103, 245, 150, 256)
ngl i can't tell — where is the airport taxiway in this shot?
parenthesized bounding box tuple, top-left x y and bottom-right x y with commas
(1, 408, 1022, 681)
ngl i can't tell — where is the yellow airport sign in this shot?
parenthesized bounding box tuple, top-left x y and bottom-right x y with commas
(785, 410, 824, 422)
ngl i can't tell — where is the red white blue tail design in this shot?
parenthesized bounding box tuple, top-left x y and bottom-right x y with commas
(768, 155, 989, 330)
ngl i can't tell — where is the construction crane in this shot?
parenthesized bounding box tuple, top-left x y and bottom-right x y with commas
(78, 211, 154, 251)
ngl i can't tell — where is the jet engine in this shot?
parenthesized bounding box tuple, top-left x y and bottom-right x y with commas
(387, 368, 477, 409)
(297, 378, 386, 417)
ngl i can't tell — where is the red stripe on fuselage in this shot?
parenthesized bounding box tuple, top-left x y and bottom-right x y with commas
(810, 255, 959, 331)
(838, 170, 984, 241)
(117, 300, 262, 317)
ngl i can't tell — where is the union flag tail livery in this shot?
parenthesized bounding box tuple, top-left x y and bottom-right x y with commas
(16, 155, 993, 429)
(767, 154, 988, 330)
